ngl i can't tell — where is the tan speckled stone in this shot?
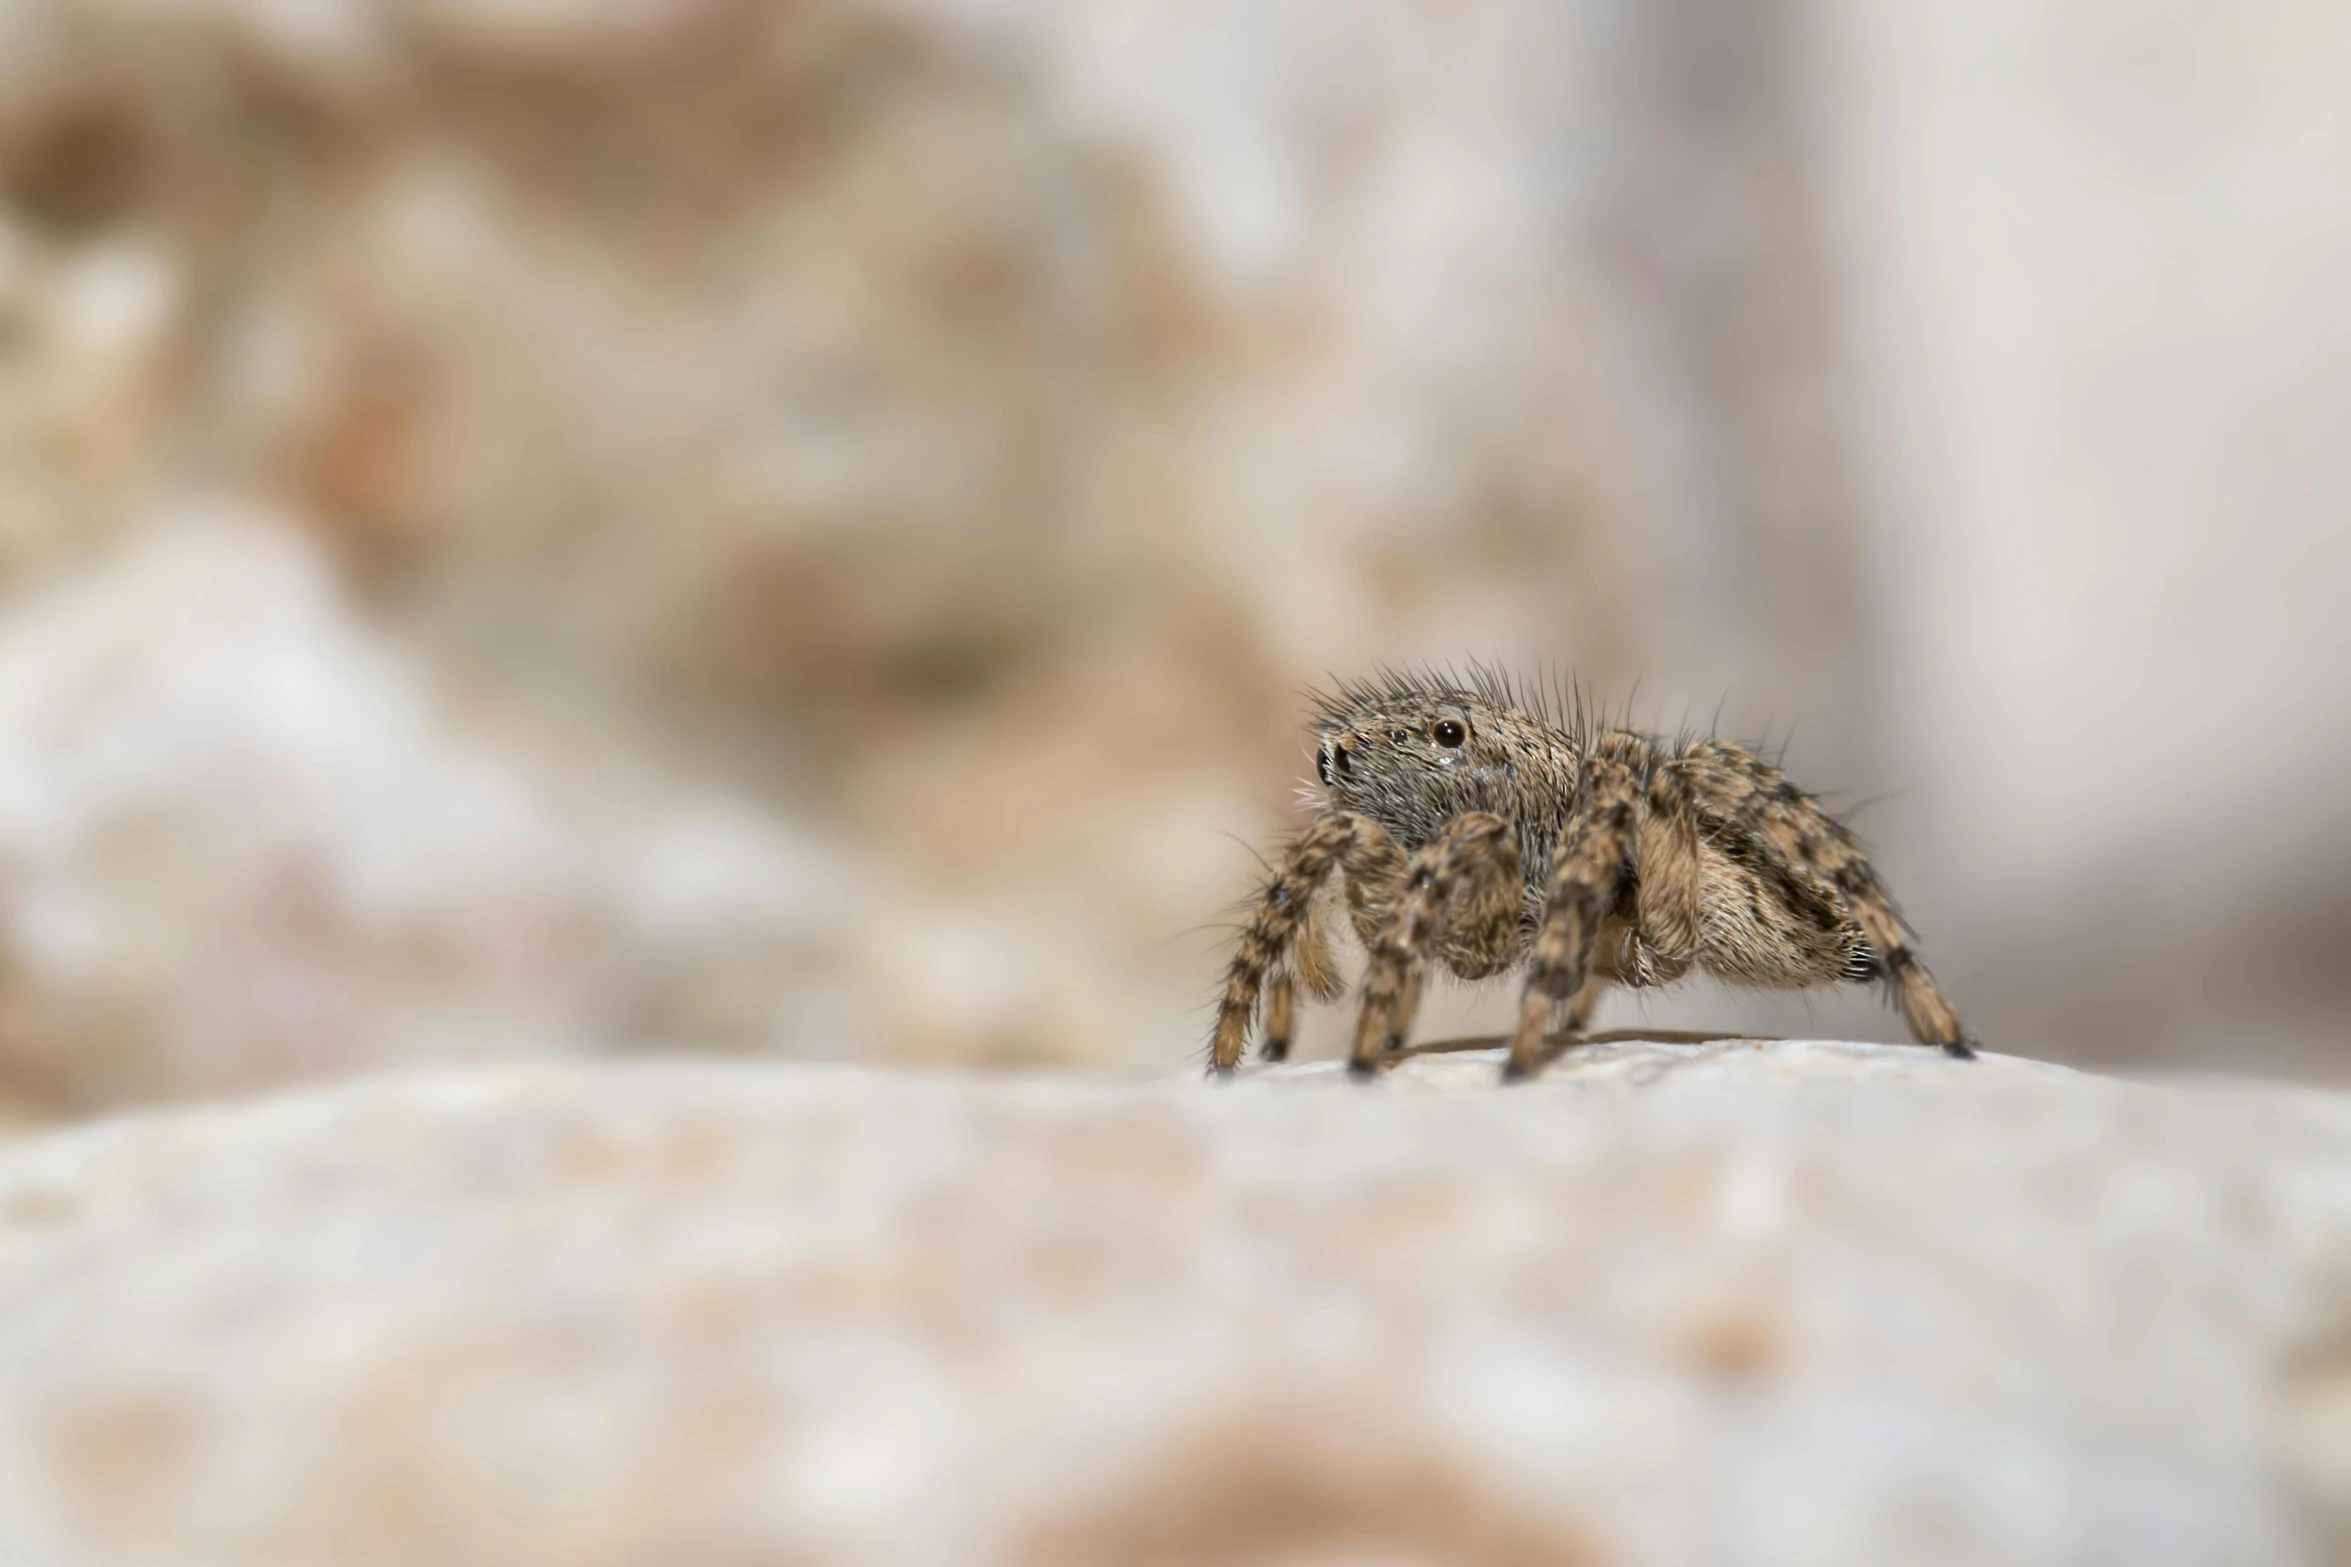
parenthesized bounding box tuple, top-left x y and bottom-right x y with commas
(0, 1040, 2347, 1564)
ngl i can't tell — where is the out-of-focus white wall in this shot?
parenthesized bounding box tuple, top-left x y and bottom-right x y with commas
(1812, 0, 2351, 1071)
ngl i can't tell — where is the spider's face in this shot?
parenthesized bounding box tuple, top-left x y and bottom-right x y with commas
(1313, 696, 1519, 833)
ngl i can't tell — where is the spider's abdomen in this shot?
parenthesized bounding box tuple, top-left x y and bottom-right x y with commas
(1687, 845, 1880, 990)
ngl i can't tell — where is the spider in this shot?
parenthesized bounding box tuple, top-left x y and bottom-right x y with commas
(1208, 668, 1977, 1082)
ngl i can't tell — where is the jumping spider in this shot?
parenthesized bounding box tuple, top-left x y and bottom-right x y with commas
(1210, 668, 1977, 1082)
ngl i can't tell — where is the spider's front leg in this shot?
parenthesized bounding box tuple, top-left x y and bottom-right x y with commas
(1209, 813, 1404, 1074)
(1346, 812, 1521, 1079)
(1505, 755, 1641, 1082)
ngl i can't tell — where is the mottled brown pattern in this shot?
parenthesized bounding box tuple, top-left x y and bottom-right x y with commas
(1210, 668, 1975, 1082)
(1023, 1424, 1597, 1567)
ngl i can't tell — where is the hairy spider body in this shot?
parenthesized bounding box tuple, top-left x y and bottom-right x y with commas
(1209, 668, 1976, 1082)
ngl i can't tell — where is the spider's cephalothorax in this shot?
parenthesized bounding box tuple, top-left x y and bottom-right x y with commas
(1209, 668, 1977, 1082)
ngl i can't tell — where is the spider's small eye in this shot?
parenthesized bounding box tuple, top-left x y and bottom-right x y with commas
(1433, 720, 1467, 748)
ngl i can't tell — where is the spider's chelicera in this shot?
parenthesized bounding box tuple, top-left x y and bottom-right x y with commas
(1210, 666, 1978, 1082)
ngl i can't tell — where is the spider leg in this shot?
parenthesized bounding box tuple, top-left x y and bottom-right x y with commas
(1346, 812, 1520, 1078)
(1681, 743, 1976, 1058)
(1505, 755, 1642, 1082)
(1209, 812, 1405, 1073)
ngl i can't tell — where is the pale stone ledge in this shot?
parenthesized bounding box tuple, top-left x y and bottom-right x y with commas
(0, 1041, 2344, 1565)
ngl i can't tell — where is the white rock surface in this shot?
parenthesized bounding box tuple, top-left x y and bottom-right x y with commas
(0, 1038, 2345, 1565)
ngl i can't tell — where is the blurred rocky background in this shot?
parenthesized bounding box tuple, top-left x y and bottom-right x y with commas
(0, 0, 2342, 1116)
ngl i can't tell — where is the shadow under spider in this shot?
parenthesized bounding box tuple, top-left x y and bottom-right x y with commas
(1389, 1028, 1781, 1073)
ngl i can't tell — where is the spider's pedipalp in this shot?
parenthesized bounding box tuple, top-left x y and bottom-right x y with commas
(1291, 877, 1347, 1002)
(1347, 811, 1520, 1077)
(1259, 973, 1298, 1063)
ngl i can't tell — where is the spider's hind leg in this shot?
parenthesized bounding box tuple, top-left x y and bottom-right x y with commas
(1684, 742, 1977, 1059)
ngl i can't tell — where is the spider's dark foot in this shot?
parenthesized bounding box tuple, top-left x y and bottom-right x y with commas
(1381, 1034, 1409, 1056)
(1498, 1059, 1538, 1086)
(1206, 1061, 1237, 1081)
(1345, 1055, 1381, 1083)
(1943, 1037, 1980, 1061)
(1259, 1036, 1291, 1064)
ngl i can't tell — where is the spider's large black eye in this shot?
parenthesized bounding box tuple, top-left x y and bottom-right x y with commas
(1433, 720, 1467, 747)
